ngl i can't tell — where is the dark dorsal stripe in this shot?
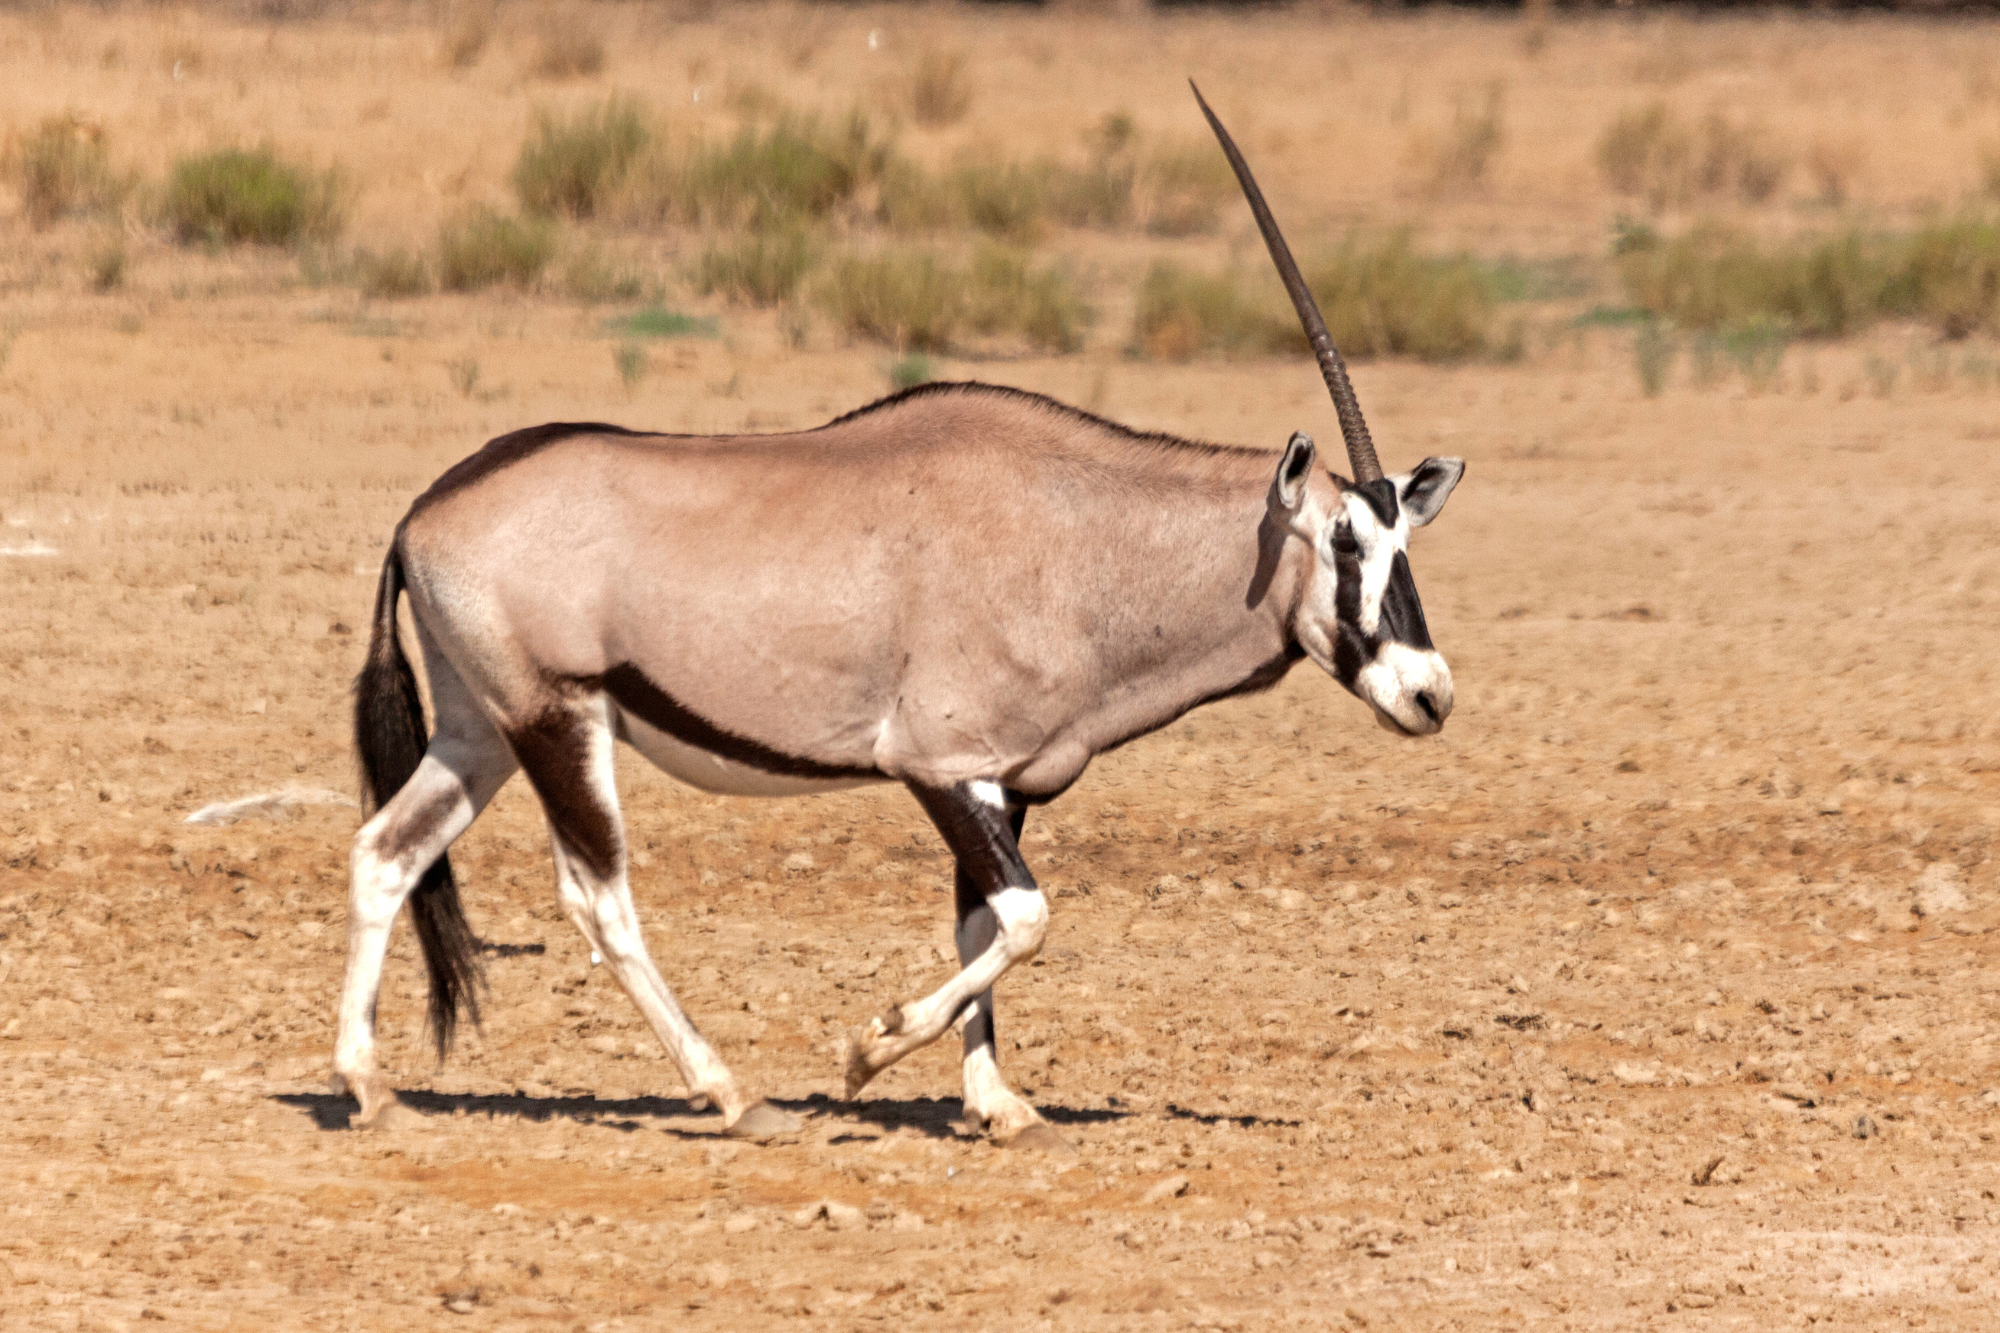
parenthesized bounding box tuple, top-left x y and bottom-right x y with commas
(407, 422, 662, 520)
(594, 663, 879, 781)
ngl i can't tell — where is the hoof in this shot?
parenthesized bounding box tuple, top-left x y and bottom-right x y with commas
(1004, 1122, 1073, 1154)
(726, 1100, 803, 1141)
(341, 1071, 404, 1129)
(842, 1032, 877, 1100)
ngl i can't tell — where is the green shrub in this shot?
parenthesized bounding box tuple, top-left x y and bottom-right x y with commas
(1133, 236, 1497, 363)
(1140, 143, 1234, 236)
(1130, 263, 1285, 361)
(889, 352, 934, 391)
(1615, 225, 1901, 338)
(816, 245, 1087, 354)
(604, 307, 718, 339)
(1303, 234, 1496, 360)
(436, 206, 555, 290)
(623, 112, 887, 230)
(559, 244, 642, 303)
(694, 228, 819, 306)
(1904, 216, 2000, 339)
(5, 114, 122, 228)
(818, 250, 963, 352)
(163, 146, 341, 247)
(1047, 113, 1138, 230)
(514, 98, 648, 219)
(356, 246, 431, 298)
(964, 246, 1089, 353)
(952, 158, 1047, 241)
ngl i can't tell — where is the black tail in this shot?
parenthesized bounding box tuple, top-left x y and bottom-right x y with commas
(353, 541, 482, 1061)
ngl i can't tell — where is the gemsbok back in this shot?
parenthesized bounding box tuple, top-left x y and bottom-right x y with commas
(332, 86, 1466, 1145)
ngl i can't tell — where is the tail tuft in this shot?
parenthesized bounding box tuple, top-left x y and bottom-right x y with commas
(352, 544, 483, 1059)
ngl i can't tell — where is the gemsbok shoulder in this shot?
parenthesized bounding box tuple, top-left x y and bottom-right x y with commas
(331, 85, 1466, 1145)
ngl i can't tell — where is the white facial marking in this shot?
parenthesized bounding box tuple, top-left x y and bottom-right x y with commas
(1354, 641, 1454, 737)
(1343, 492, 1410, 638)
(969, 779, 1007, 810)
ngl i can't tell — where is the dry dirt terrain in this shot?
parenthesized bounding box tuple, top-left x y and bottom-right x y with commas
(2, 4, 1998, 1331)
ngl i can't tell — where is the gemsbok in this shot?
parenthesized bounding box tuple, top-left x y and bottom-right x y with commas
(331, 85, 1465, 1145)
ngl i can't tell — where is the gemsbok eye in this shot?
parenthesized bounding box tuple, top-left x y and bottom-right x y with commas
(1331, 523, 1359, 557)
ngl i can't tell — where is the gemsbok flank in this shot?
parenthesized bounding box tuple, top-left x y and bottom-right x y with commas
(332, 84, 1465, 1145)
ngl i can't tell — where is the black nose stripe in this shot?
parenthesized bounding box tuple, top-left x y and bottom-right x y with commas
(1378, 551, 1433, 650)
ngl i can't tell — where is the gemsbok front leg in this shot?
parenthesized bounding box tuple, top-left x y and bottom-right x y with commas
(952, 791, 1052, 1141)
(845, 780, 1052, 1141)
(509, 694, 801, 1140)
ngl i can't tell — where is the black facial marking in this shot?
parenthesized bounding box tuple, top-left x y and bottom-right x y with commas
(1378, 550, 1434, 651)
(594, 663, 878, 781)
(1351, 477, 1400, 528)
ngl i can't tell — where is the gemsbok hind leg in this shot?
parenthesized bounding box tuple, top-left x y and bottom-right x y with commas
(510, 696, 801, 1140)
(845, 781, 1052, 1141)
(333, 667, 517, 1126)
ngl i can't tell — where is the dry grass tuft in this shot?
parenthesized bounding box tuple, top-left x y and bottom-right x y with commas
(5, 113, 123, 228)
(530, 11, 605, 81)
(1599, 103, 1789, 210)
(909, 48, 973, 129)
(438, 0, 496, 70)
(355, 246, 431, 298)
(513, 98, 649, 219)
(1415, 83, 1507, 197)
(1137, 140, 1234, 236)
(436, 206, 555, 291)
(86, 232, 126, 292)
(162, 146, 342, 248)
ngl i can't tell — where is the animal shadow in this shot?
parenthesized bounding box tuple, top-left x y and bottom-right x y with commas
(276, 1088, 1136, 1139)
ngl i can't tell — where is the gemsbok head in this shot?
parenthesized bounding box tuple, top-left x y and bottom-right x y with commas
(1193, 81, 1462, 738)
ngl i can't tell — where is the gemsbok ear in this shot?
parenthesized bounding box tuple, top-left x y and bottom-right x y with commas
(1272, 431, 1316, 513)
(1393, 456, 1465, 528)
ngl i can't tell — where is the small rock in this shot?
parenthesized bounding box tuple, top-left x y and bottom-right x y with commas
(1913, 863, 1969, 917)
(1142, 1174, 1192, 1204)
(1611, 1061, 1659, 1086)
(1691, 1155, 1724, 1187)
(722, 1213, 759, 1234)
(891, 1210, 926, 1231)
(699, 1261, 731, 1288)
(823, 1201, 865, 1231)
(1852, 1114, 1878, 1140)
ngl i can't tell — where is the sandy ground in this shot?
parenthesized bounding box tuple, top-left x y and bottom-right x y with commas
(3, 5, 2000, 1331)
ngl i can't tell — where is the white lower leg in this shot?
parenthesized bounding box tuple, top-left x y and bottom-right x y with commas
(329, 748, 503, 1116)
(847, 886, 1047, 1094)
(556, 859, 750, 1122)
(961, 1012, 1041, 1136)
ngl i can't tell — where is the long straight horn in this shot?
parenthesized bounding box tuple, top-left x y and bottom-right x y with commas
(1190, 81, 1384, 484)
